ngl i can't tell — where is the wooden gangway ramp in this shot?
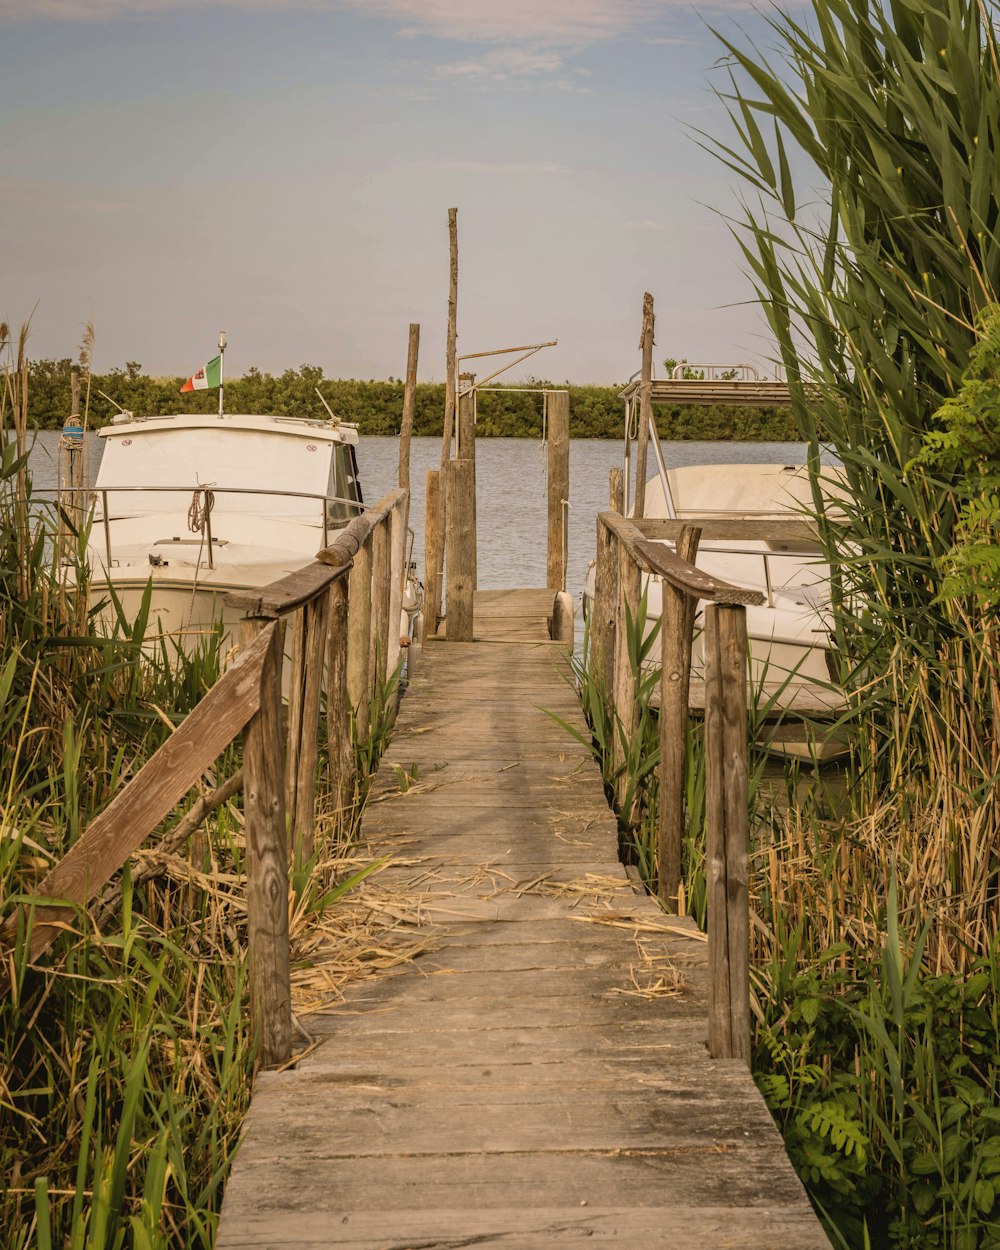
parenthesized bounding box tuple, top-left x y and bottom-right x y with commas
(217, 589, 828, 1250)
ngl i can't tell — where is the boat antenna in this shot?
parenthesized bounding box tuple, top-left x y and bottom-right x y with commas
(314, 387, 340, 425)
(218, 330, 227, 418)
(96, 389, 134, 422)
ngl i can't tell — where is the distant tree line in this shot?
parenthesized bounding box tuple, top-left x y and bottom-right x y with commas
(20, 358, 800, 441)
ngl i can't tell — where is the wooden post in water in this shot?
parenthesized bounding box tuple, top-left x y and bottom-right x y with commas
(441, 208, 459, 467)
(399, 324, 419, 501)
(547, 390, 570, 592)
(445, 458, 475, 641)
(348, 534, 373, 740)
(326, 578, 354, 824)
(633, 293, 654, 519)
(704, 603, 751, 1064)
(657, 525, 701, 911)
(423, 470, 442, 640)
(241, 617, 291, 1069)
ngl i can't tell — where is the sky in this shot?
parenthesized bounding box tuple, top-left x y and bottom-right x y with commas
(0, 0, 798, 384)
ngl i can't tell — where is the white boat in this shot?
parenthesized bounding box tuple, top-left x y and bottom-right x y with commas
(586, 368, 847, 739)
(85, 410, 421, 655)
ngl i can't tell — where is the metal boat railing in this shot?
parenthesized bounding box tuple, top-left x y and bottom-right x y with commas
(91, 484, 365, 569)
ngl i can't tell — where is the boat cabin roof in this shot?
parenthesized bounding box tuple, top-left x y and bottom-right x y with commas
(97, 412, 359, 444)
(94, 412, 362, 517)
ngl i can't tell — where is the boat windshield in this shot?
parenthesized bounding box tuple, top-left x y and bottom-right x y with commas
(327, 444, 363, 524)
(96, 426, 346, 519)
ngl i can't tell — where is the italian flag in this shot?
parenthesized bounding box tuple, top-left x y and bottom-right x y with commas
(180, 355, 222, 393)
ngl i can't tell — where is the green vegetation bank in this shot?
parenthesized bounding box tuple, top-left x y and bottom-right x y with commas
(26, 357, 798, 441)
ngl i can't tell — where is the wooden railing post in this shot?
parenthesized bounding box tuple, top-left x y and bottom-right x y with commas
(241, 617, 291, 1070)
(371, 517, 391, 692)
(423, 469, 442, 640)
(612, 537, 641, 808)
(290, 589, 330, 861)
(284, 607, 306, 834)
(387, 500, 405, 681)
(348, 533, 374, 741)
(657, 525, 701, 911)
(444, 458, 475, 641)
(705, 603, 751, 1064)
(547, 390, 570, 592)
(590, 514, 619, 714)
(326, 577, 354, 825)
(457, 375, 477, 593)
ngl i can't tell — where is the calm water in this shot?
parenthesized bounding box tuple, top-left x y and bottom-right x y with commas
(27, 429, 813, 606)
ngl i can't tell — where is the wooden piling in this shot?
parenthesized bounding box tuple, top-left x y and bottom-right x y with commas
(399, 323, 419, 499)
(348, 534, 373, 740)
(325, 578, 354, 824)
(546, 391, 570, 592)
(423, 469, 443, 640)
(609, 466, 624, 515)
(441, 208, 459, 467)
(445, 458, 475, 642)
(704, 603, 751, 1064)
(633, 293, 654, 518)
(241, 617, 291, 1070)
(657, 525, 701, 912)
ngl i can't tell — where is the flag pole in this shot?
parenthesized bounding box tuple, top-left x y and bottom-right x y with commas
(218, 330, 227, 417)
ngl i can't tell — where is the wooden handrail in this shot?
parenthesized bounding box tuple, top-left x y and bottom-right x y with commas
(1, 622, 276, 966)
(593, 503, 755, 1064)
(634, 516, 823, 544)
(633, 538, 765, 607)
(224, 488, 408, 619)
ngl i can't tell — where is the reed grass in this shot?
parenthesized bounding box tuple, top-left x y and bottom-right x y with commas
(0, 326, 408, 1247)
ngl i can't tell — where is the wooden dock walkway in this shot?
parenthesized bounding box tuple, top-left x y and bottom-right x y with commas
(217, 589, 828, 1249)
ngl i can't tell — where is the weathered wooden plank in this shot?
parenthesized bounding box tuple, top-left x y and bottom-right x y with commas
(219, 1206, 831, 1250)
(3, 624, 274, 966)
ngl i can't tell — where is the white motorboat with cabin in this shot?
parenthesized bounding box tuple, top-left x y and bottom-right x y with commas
(585, 364, 847, 738)
(86, 408, 421, 655)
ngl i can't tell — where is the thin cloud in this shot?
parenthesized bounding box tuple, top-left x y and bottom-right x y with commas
(3, 0, 715, 32)
(409, 158, 570, 176)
